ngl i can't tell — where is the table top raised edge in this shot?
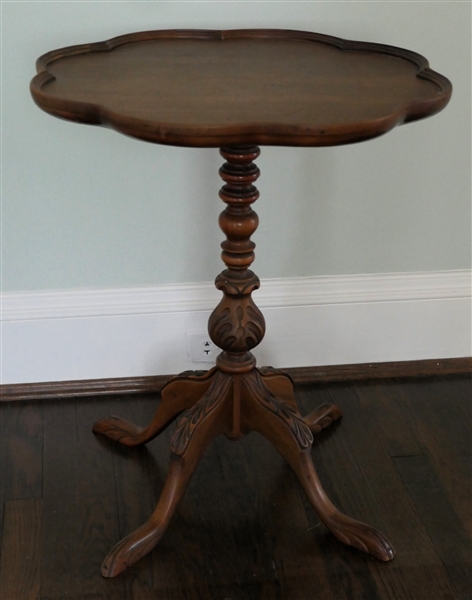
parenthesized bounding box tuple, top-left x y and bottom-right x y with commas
(30, 29, 453, 148)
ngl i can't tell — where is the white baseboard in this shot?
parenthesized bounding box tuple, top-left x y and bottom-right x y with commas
(1, 270, 470, 384)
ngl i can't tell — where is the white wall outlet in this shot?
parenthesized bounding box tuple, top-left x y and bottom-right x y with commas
(185, 331, 218, 363)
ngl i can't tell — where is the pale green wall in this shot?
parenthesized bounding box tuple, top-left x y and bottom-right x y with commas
(2, 1, 471, 292)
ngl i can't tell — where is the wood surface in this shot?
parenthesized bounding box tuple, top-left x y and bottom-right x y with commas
(1, 375, 470, 599)
(30, 29, 452, 147)
(2, 357, 471, 402)
(0, 499, 42, 600)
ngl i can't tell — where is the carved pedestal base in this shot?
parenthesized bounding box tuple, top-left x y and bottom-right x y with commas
(93, 145, 393, 577)
(93, 367, 394, 577)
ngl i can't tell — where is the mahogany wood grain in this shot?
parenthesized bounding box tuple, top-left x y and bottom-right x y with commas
(260, 368, 298, 411)
(139, 396, 242, 600)
(304, 403, 344, 434)
(30, 29, 451, 147)
(240, 372, 393, 561)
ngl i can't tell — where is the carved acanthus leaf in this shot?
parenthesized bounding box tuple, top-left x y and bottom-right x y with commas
(209, 297, 265, 353)
(244, 371, 313, 449)
(170, 373, 231, 457)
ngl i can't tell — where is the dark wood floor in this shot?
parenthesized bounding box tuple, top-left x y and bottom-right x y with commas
(0, 375, 470, 600)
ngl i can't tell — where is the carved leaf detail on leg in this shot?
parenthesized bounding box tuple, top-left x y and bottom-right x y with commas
(170, 372, 232, 457)
(243, 370, 313, 450)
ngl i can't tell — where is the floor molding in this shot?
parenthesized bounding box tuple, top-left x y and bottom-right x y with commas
(1, 357, 470, 403)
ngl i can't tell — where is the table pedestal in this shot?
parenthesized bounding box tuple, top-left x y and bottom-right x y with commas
(93, 146, 394, 577)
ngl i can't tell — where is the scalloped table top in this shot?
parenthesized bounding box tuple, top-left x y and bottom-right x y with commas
(30, 29, 452, 147)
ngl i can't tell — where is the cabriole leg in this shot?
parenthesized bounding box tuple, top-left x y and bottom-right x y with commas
(240, 370, 395, 562)
(101, 371, 233, 577)
(92, 369, 216, 446)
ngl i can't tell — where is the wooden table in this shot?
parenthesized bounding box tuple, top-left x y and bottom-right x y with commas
(30, 29, 452, 578)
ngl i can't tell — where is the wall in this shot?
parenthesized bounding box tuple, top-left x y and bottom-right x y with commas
(1, 1, 471, 383)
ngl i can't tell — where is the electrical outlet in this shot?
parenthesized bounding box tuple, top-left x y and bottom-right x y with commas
(185, 331, 218, 363)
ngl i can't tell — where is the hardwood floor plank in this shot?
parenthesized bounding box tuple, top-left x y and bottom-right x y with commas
(392, 376, 472, 538)
(394, 454, 472, 600)
(0, 498, 42, 600)
(76, 399, 127, 600)
(453, 377, 472, 424)
(395, 377, 472, 458)
(177, 437, 254, 600)
(215, 434, 286, 600)
(436, 454, 472, 539)
(355, 382, 423, 457)
(403, 414, 472, 539)
(0, 402, 43, 502)
(296, 383, 458, 600)
(40, 400, 79, 600)
(0, 402, 43, 553)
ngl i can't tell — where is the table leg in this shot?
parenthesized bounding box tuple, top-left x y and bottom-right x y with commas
(241, 369, 394, 562)
(92, 368, 216, 446)
(101, 371, 233, 577)
(260, 367, 343, 434)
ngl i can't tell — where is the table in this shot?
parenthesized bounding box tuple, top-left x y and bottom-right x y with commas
(30, 29, 452, 578)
